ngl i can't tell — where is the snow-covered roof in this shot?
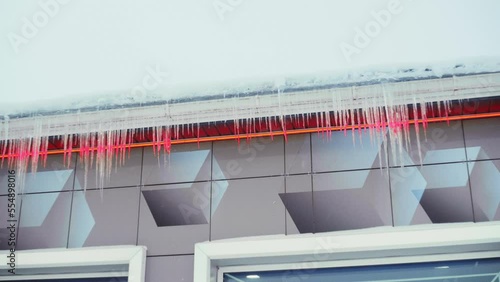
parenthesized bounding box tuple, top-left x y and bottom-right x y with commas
(3, 0, 500, 117)
(3, 59, 500, 118)
(2, 69, 499, 141)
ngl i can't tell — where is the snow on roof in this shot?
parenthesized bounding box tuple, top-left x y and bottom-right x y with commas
(3, 58, 500, 118)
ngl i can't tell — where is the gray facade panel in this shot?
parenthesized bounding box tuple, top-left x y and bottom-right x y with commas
(312, 130, 387, 172)
(211, 177, 286, 240)
(75, 148, 143, 190)
(146, 255, 194, 282)
(388, 121, 466, 166)
(0, 155, 76, 195)
(17, 191, 72, 250)
(213, 137, 284, 180)
(464, 117, 500, 160)
(391, 163, 474, 226)
(285, 134, 311, 174)
(469, 160, 500, 222)
(284, 174, 313, 234)
(0, 195, 18, 250)
(138, 183, 210, 255)
(142, 143, 212, 185)
(68, 187, 140, 248)
(313, 169, 392, 232)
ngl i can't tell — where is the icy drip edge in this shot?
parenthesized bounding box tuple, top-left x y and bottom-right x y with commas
(0, 96, 456, 193)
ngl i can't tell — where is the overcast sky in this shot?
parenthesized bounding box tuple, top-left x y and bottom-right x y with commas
(1, 0, 499, 107)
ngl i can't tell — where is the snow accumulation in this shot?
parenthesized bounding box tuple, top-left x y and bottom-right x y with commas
(2, 58, 500, 118)
(2, 0, 500, 118)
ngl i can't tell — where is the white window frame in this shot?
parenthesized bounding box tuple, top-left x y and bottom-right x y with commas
(0, 245, 146, 281)
(194, 222, 500, 282)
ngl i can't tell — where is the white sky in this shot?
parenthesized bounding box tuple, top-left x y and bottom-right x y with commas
(0, 0, 499, 108)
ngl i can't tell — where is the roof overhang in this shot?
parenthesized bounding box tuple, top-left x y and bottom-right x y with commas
(2, 72, 500, 141)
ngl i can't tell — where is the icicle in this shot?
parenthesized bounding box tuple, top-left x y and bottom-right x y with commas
(81, 133, 90, 190)
(121, 129, 128, 166)
(281, 114, 288, 142)
(89, 131, 95, 171)
(267, 116, 273, 140)
(356, 108, 363, 142)
(41, 136, 49, 168)
(63, 134, 68, 166)
(234, 118, 241, 145)
(95, 131, 105, 190)
(0, 141, 6, 169)
(413, 98, 423, 165)
(325, 111, 332, 139)
(166, 126, 172, 154)
(437, 100, 443, 119)
(277, 89, 287, 142)
(349, 108, 355, 146)
(444, 99, 451, 125)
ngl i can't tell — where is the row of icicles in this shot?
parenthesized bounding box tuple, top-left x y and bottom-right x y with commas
(0, 100, 452, 193)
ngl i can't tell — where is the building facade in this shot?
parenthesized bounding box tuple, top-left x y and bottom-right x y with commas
(1, 117, 499, 281)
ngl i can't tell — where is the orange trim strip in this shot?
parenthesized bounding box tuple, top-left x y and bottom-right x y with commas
(3, 112, 500, 157)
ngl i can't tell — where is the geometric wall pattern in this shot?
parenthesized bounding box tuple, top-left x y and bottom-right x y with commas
(0, 117, 499, 282)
